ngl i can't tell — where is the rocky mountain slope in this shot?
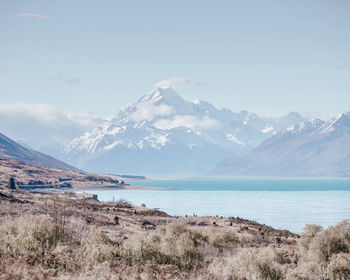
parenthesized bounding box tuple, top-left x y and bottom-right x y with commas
(0, 132, 78, 171)
(215, 112, 350, 177)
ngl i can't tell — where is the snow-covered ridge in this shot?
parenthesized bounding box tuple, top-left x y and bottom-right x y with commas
(320, 112, 350, 136)
(215, 111, 350, 177)
(267, 112, 350, 144)
(282, 118, 325, 134)
(280, 112, 350, 137)
(64, 87, 309, 174)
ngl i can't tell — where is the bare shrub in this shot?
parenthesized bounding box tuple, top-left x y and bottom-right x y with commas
(122, 223, 206, 270)
(313, 220, 350, 262)
(303, 224, 323, 237)
(327, 252, 350, 279)
(63, 217, 89, 244)
(79, 227, 118, 262)
(0, 256, 53, 280)
(208, 246, 285, 280)
(0, 214, 62, 256)
(294, 220, 350, 279)
(205, 228, 238, 252)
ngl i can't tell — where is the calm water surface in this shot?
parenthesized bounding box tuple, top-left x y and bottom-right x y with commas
(80, 179, 350, 233)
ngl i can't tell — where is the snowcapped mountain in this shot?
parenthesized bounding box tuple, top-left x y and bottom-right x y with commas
(65, 86, 306, 175)
(215, 112, 350, 177)
(263, 112, 306, 131)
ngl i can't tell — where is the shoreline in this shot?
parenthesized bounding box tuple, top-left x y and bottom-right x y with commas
(72, 183, 163, 191)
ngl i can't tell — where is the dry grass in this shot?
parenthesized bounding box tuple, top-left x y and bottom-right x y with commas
(291, 220, 350, 279)
(0, 215, 62, 256)
(208, 246, 288, 279)
(0, 189, 349, 280)
(79, 227, 119, 262)
(205, 228, 238, 252)
(0, 157, 124, 189)
(122, 223, 206, 270)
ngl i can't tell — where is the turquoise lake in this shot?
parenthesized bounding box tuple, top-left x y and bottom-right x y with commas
(81, 179, 350, 233)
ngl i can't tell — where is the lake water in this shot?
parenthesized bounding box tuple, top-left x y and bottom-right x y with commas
(80, 179, 350, 233)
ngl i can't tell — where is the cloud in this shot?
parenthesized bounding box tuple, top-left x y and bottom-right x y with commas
(0, 103, 105, 154)
(154, 115, 220, 130)
(15, 13, 53, 20)
(130, 101, 173, 122)
(336, 60, 350, 68)
(50, 73, 81, 85)
(154, 77, 201, 89)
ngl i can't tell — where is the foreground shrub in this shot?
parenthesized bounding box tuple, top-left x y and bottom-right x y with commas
(122, 223, 206, 270)
(327, 253, 350, 279)
(205, 228, 238, 252)
(208, 246, 286, 280)
(294, 220, 350, 279)
(79, 228, 118, 262)
(0, 215, 62, 256)
(313, 220, 350, 262)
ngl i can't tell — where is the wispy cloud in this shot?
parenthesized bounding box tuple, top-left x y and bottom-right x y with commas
(154, 77, 201, 89)
(130, 101, 173, 122)
(336, 60, 350, 68)
(154, 115, 220, 130)
(15, 13, 53, 20)
(50, 73, 81, 85)
(0, 103, 104, 149)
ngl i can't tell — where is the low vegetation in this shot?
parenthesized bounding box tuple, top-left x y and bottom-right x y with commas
(0, 188, 349, 279)
(0, 158, 123, 190)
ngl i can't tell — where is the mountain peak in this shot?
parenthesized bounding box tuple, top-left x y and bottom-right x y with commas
(139, 86, 183, 105)
(320, 112, 350, 135)
(283, 118, 324, 134)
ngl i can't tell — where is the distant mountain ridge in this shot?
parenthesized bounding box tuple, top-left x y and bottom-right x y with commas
(65, 86, 307, 175)
(1, 87, 346, 177)
(0, 132, 78, 171)
(215, 112, 350, 177)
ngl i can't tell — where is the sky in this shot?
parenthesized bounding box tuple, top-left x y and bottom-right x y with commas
(1, 0, 350, 118)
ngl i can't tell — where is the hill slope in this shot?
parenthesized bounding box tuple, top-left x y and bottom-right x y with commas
(0, 132, 78, 171)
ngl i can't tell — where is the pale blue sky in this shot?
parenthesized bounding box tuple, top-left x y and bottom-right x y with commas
(1, 0, 349, 118)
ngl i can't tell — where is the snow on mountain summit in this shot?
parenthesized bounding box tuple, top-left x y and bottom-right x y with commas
(65, 87, 308, 175)
(140, 86, 183, 105)
(284, 118, 325, 134)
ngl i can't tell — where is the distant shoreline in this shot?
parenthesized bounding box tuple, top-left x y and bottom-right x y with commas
(72, 183, 163, 191)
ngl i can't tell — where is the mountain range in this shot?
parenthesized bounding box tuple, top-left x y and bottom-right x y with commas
(215, 113, 350, 177)
(1, 86, 348, 177)
(64, 86, 306, 175)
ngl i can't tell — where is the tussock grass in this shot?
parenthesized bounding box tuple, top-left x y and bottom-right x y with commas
(79, 227, 119, 262)
(208, 246, 286, 280)
(0, 215, 62, 256)
(122, 223, 206, 270)
(292, 220, 350, 279)
(205, 228, 238, 252)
